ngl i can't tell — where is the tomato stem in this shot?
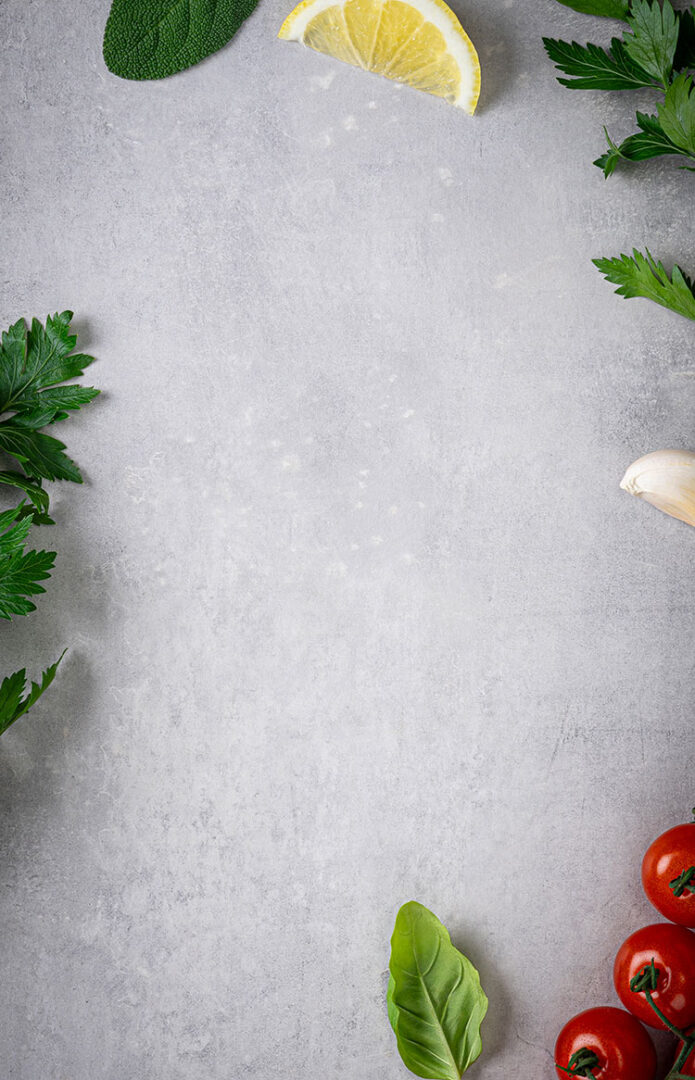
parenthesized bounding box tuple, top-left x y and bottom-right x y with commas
(669, 1032, 695, 1076)
(643, 989, 688, 1041)
(670, 866, 695, 897)
(630, 958, 661, 997)
(556, 1047, 601, 1078)
(631, 960, 692, 1043)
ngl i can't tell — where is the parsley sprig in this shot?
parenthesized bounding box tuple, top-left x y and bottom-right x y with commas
(0, 311, 99, 503)
(0, 504, 55, 620)
(545, 0, 695, 174)
(0, 312, 99, 735)
(0, 655, 64, 738)
(544, 0, 695, 320)
(594, 249, 695, 318)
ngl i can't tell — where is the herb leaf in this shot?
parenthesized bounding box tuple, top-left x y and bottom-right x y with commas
(0, 472, 52, 522)
(0, 654, 65, 737)
(543, 36, 659, 91)
(553, 0, 629, 18)
(623, 0, 678, 87)
(595, 111, 688, 174)
(387, 901, 488, 1080)
(0, 312, 98, 490)
(657, 72, 695, 154)
(593, 248, 695, 320)
(103, 0, 261, 80)
(675, 8, 695, 69)
(0, 504, 56, 620)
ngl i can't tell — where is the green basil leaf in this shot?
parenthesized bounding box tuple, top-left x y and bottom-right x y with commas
(103, 0, 261, 80)
(553, 0, 630, 20)
(387, 901, 488, 1080)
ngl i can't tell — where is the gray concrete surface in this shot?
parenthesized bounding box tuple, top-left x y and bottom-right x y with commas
(1, 1, 695, 1077)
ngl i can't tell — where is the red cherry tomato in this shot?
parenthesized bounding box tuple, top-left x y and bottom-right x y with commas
(614, 923, 695, 1030)
(643, 821, 695, 927)
(554, 1007, 656, 1080)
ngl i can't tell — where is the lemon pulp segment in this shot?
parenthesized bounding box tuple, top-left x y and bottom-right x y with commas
(279, 0, 480, 113)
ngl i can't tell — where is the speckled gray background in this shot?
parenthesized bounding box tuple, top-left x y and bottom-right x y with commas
(1, 1, 694, 1077)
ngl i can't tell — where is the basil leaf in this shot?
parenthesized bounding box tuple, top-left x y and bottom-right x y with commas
(387, 901, 488, 1080)
(553, 0, 630, 20)
(103, 0, 260, 81)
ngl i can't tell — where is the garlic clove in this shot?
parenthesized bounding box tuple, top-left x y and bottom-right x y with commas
(620, 449, 695, 528)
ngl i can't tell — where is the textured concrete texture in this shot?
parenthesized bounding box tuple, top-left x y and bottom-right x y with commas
(1, 0, 695, 1077)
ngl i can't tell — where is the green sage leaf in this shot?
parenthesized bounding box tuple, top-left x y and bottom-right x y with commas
(387, 901, 488, 1080)
(103, 0, 261, 81)
(553, 0, 629, 19)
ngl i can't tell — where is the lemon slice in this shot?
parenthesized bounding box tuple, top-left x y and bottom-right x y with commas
(278, 0, 480, 113)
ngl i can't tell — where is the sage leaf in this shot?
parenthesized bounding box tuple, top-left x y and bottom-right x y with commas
(553, 0, 630, 19)
(103, 0, 261, 81)
(387, 901, 488, 1080)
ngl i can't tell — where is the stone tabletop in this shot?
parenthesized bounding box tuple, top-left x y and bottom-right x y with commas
(1, 1, 694, 1077)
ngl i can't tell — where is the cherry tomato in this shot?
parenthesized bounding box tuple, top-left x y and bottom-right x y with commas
(643, 820, 695, 927)
(554, 1007, 656, 1080)
(614, 923, 695, 1031)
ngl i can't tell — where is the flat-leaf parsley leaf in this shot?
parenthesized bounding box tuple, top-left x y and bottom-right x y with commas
(0, 311, 99, 499)
(623, 0, 678, 87)
(657, 71, 695, 155)
(0, 504, 56, 621)
(0, 655, 65, 738)
(542, 36, 659, 91)
(593, 249, 695, 320)
(594, 111, 690, 175)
